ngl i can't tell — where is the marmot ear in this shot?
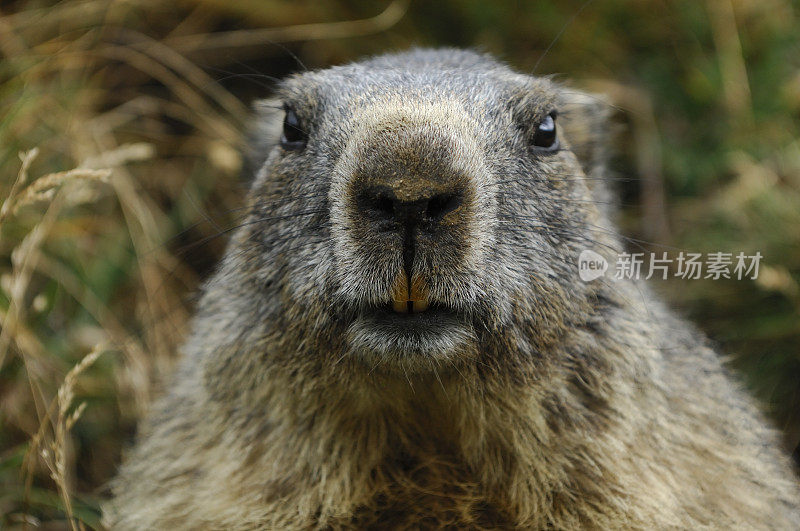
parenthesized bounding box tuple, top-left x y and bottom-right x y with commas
(244, 98, 284, 181)
(558, 90, 617, 212)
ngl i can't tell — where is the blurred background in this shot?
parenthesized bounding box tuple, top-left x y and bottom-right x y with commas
(1, 0, 798, 528)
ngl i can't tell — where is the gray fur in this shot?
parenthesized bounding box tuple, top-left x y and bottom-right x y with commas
(105, 49, 800, 529)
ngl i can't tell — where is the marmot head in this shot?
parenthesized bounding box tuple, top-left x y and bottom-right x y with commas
(234, 48, 617, 377)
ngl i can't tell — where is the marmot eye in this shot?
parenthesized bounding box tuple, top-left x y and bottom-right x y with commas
(532, 112, 558, 150)
(280, 108, 307, 151)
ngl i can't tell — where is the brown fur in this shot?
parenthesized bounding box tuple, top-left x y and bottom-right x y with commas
(105, 49, 800, 529)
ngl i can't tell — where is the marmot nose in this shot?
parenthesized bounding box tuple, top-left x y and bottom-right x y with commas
(356, 185, 464, 229)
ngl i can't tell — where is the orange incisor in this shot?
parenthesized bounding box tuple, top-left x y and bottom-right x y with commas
(391, 272, 429, 314)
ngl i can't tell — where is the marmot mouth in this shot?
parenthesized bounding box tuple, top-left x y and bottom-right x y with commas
(349, 301, 471, 360)
(392, 299, 429, 314)
(352, 301, 463, 333)
(376, 301, 452, 319)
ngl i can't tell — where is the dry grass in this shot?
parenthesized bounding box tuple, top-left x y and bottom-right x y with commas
(0, 141, 181, 528)
(26, 344, 106, 531)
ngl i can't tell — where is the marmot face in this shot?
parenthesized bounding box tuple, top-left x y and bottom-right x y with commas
(244, 49, 609, 375)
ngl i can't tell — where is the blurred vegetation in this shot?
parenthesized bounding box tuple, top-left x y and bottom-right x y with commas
(1, 0, 798, 528)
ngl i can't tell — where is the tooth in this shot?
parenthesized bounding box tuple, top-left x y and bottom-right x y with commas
(410, 275, 427, 301)
(392, 273, 409, 300)
(390, 272, 431, 314)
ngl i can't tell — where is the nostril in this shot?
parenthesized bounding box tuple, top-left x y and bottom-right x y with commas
(356, 186, 398, 223)
(374, 194, 395, 217)
(426, 192, 463, 220)
(356, 185, 463, 226)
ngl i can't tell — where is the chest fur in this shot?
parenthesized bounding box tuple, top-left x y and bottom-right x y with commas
(323, 452, 514, 529)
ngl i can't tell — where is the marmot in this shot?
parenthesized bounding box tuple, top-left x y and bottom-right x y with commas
(105, 49, 800, 529)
